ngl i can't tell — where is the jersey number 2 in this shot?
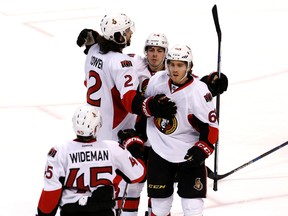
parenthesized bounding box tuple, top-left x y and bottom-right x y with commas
(87, 70, 102, 107)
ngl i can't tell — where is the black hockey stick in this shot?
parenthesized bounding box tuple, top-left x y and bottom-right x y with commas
(118, 183, 128, 216)
(212, 4, 222, 191)
(207, 140, 288, 180)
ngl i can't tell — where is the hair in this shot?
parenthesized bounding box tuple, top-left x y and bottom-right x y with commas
(97, 35, 126, 54)
(166, 60, 194, 69)
(76, 135, 95, 142)
(145, 45, 166, 52)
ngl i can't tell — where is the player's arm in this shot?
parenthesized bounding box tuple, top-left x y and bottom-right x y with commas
(185, 116, 218, 166)
(114, 60, 177, 119)
(112, 142, 146, 184)
(185, 90, 219, 166)
(37, 147, 64, 216)
(200, 72, 228, 97)
(37, 189, 62, 216)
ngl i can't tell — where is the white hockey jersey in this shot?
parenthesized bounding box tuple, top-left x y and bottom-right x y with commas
(128, 54, 153, 94)
(84, 44, 140, 141)
(40, 139, 146, 208)
(145, 70, 219, 163)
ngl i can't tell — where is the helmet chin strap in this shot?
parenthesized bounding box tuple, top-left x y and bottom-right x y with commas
(177, 62, 192, 83)
(169, 66, 191, 84)
(177, 71, 188, 83)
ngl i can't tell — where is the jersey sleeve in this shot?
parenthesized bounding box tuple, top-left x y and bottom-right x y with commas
(109, 54, 140, 113)
(188, 82, 219, 145)
(107, 141, 146, 183)
(37, 145, 66, 216)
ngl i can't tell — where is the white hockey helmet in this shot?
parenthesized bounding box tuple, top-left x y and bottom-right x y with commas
(144, 33, 169, 53)
(100, 13, 135, 45)
(166, 44, 193, 69)
(72, 105, 102, 137)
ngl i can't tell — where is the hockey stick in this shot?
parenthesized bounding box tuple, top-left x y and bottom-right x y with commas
(212, 4, 222, 191)
(207, 140, 288, 180)
(118, 183, 128, 216)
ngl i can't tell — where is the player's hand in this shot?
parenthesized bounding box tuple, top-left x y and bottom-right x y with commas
(76, 28, 98, 47)
(118, 129, 144, 158)
(201, 72, 228, 97)
(143, 94, 177, 119)
(184, 141, 214, 166)
(76, 29, 99, 54)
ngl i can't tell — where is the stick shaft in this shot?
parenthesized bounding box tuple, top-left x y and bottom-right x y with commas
(118, 183, 128, 216)
(212, 4, 222, 191)
(207, 140, 288, 180)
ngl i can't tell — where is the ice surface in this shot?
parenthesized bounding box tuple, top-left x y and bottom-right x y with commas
(1, 0, 287, 215)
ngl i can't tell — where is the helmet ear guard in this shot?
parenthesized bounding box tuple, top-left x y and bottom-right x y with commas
(72, 105, 102, 138)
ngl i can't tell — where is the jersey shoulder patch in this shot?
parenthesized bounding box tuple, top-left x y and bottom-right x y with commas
(48, 147, 57, 158)
(204, 92, 213, 102)
(121, 60, 133, 68)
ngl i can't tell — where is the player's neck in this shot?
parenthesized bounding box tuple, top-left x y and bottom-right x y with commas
(75, 136, 96, 143)
(148, 63, 165, 74)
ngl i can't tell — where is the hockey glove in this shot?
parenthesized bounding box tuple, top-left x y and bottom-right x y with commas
(184, 141, 214, 166)
(142, 94, 177, 119)
(201, 72, 228, 97)
(118, 129, 144, 159)
(76, 29, 99, 54)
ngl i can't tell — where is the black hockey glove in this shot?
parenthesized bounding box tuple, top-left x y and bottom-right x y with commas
(184, 141, 214, 167)
(142, 94, 177, 119)
(118, 129, 144, 159)
(89, 185, 115, 208)
(76, 28, 99, 54)
(201, 72, 228, 97)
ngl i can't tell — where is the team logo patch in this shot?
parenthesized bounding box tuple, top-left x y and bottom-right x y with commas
(141, 79, 149, 95)
(153, 117, 177, 135)
(204, 92, 213, 102)
(193, 178, 203, 191)
(48, 147, 57, 158)
(120, 60, 133, 68)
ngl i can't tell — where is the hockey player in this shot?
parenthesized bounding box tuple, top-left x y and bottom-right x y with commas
(119, 33, 169, 216)
(81, 15, 176, 215)
(117, 33, 226, 216)
(144, 45, 219, 216)
(83, 13, 177, 142)
(36, 105, 146, 216)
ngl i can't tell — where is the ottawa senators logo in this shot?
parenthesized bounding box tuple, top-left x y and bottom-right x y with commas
(204, 92, 213, 102)
(193, 178, 203, 191)
(153, 116, 177, 135)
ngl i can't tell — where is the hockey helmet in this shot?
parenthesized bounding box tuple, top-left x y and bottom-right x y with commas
(100, 13, 135, 45)
(72, 105, 102, 137)
(166, 44, 193, 69)
(144, 33, 169, 53)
